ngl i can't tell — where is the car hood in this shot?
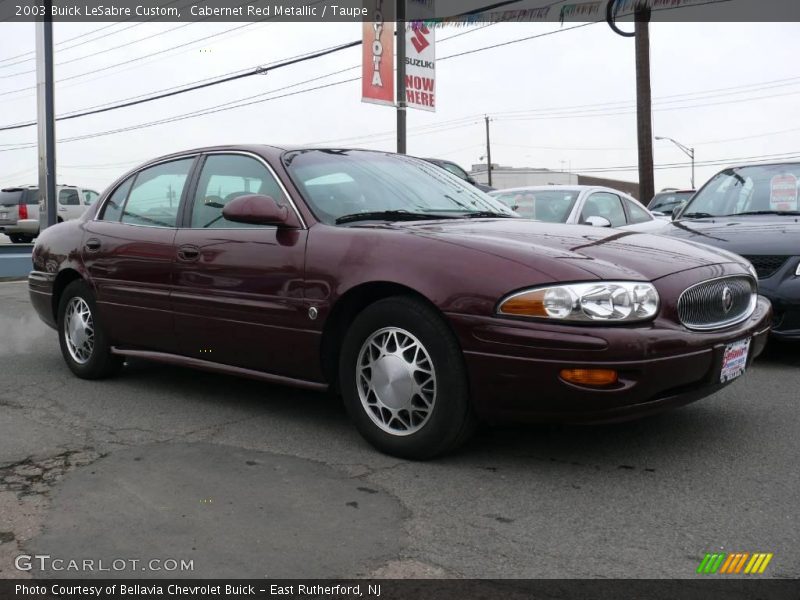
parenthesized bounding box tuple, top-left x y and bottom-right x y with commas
(661, 216, 800, 255)
(390, 219, 744, 281)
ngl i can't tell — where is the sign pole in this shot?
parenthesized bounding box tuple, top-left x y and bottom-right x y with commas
(396, 0, 407, 154)
(485, 116, 493, 187)
(36, 0, 57, 230)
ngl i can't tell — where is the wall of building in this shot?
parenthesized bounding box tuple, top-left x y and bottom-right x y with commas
(576, 175, 640, 200)
(470, 165, 578, 188)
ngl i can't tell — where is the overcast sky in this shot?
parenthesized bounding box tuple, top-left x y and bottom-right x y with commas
(0, 13, 798, 195)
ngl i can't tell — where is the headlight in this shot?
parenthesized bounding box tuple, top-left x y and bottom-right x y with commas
(745, 261, 758, 281)
(498, 282, 660, 323)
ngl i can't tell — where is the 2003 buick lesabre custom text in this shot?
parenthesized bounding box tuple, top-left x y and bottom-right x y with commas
(28, 146, 772, 458)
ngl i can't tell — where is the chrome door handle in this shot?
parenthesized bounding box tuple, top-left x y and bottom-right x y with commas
(177, 245, 200, 261)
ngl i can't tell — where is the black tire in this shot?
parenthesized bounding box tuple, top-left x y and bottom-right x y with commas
(9, 234, 25, 243)
(57, 279, 123, 379)
(339, 296, 476, 459)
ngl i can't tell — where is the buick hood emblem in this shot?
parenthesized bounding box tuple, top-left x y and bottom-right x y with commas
(721, 286, 734, 314)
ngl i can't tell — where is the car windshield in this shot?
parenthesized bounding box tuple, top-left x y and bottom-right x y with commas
(682, 164, 800, 218)
(0, 190, 24, 206)
(283, 150, 516, 225)
(490, 190, 580, 222)
(649, 191, 693, 213)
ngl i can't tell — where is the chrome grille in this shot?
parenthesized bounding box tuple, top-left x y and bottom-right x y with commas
(677, 276, 757, 331)
(741, 255, 789, 279)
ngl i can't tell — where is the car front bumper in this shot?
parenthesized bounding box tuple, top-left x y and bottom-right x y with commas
(758, 258, 800, 340)
(446, 295, 771, 424)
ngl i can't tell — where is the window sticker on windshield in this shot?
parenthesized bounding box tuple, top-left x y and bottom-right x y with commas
(770, 174, 798, 211)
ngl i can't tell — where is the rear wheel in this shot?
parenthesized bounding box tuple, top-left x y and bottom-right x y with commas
(339, 296, 475, 459)
(57, 280, 122, 379)
(9, 234, 28, 243)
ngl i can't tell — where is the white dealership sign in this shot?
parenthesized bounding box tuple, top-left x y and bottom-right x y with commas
(405, 23, 436, 112)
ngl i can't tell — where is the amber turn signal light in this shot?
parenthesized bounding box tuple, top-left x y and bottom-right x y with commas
(559, 368, 619, 387)
(497, 290, 547, 317)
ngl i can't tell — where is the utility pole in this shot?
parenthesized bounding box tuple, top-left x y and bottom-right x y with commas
(36, 0, 57, 230)
(485, 115, 493, 187)
(396, 0, 407, 154)
(634, 3, 654, 203)
(606, 0, 654, 203)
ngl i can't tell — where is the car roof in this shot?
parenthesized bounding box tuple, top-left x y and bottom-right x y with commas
(491, 185, 617, 194)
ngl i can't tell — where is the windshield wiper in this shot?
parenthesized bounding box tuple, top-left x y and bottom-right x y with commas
(335, 210, 457, 225)
(725, 210, 800, 217)
(461, 211, 516, 219)
(681, 212, 716, 219)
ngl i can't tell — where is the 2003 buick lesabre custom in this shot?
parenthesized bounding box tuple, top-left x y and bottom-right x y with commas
(28, 146, 772, 458)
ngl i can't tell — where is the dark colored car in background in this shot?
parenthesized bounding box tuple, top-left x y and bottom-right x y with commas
(662, 163, 800, 340)
(422, 157, 495, 192)
(648, 189, 695, 218)
(29, 146, 770, 458)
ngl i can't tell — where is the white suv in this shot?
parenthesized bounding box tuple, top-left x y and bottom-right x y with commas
(0, 184, 100, 243)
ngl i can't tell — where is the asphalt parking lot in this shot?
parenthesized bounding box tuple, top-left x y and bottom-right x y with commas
(0, 279, 798, 580)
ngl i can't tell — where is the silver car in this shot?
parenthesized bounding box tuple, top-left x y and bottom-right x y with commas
(0, 184, 100, 243)
(0, 186, 40, 243)
(489, 185, 666, 233)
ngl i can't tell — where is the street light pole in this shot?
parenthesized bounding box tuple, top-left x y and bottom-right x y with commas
(655, 136, 695, 188)
(484, 115, 493, 187)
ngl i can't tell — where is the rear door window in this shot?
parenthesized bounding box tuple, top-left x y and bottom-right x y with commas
(624, 198, 653, 224)
(582, 192, 626, 227)
(99, 178, 134, 222)
(121, 159, 193, 228)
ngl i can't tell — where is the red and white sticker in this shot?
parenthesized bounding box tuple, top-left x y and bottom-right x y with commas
(770, 174, 798, 211)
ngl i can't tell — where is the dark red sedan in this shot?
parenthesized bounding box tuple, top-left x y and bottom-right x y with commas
(29, 146, 771, 458)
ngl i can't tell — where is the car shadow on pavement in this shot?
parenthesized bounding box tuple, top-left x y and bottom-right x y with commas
(756, 338, 800, 367)
(113, 355, 771, 468)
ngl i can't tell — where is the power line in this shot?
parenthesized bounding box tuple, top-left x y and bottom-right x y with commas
(0, 16, 497, 131)
(0, 21, 266, 97)
(0, 0, 190, 70)
(0, 40, 361, 132)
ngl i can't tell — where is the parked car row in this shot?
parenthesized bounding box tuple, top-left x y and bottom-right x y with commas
(28, 146, 777, 458)
(0, 184, 100, 243)
(488, 164, 799, 342)
(488, 185, 665, 232)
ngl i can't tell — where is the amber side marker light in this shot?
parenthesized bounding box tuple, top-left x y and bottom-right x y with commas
(560, 368, 619, 386)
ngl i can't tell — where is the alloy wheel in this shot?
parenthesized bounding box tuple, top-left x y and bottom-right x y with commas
(356, 327, 437, 436)
(64, 297, 95, 364)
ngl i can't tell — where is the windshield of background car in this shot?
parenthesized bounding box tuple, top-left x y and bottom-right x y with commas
(439, 162, 469, 180)
(491, 190, 579, 222)
(283, 150, 517, 224)
(0, 190, 24, 206)
(649, 191, 693, 213)
(684, 164, 800, 217)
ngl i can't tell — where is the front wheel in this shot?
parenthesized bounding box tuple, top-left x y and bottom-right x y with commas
(339, 296, 476, 459)
(57, 280, 123, 379)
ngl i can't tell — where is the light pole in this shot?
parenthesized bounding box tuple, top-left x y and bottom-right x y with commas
(655, 136, 695, 189)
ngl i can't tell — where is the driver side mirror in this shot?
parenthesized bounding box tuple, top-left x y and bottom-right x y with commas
(222, 194, 289, 226)
(585, 216, 612, 228)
